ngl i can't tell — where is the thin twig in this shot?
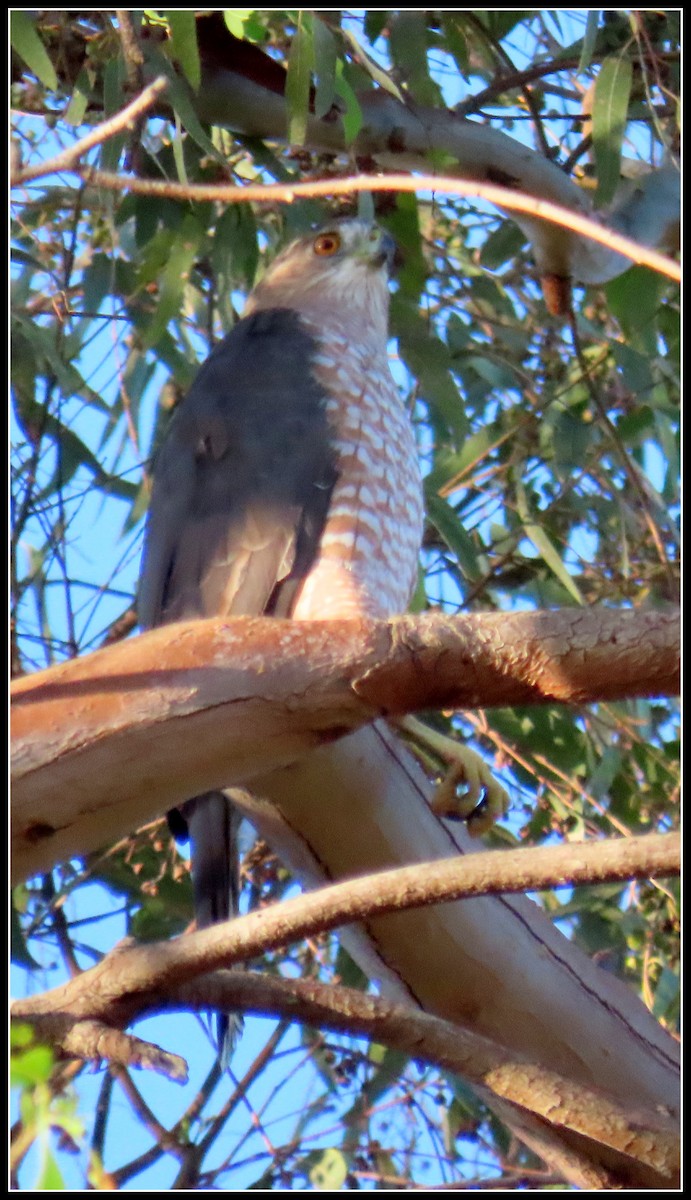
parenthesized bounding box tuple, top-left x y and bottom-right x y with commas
(70, 168, 681, 281)
(11, 76, 169, 185)
(454, 50, 679, 118)
(114, 11, 147, 172)
(115, 10, 144, 88)
(463, 13, 552, 159)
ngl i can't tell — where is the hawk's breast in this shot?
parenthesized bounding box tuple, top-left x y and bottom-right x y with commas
(293, 322, 424, 621)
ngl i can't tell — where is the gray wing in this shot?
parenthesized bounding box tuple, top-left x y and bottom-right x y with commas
(138, 307, 337, 627)
(137, 308, 337, 1062)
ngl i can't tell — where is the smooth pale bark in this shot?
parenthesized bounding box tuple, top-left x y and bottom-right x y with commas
(240, 724, 678, 1107)
(234, 723, 678, 1184)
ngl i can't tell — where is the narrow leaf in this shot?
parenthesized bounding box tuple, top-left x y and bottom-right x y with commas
(388, 13, 443, 107)
(340, 28, 405, 102)
(441, 14, 470, 75)
(578, 10, 601, 71)
(223, 10, 256, 39)
(312, 16, 337, 119)
(425, 490, 485, 583)
(10, 12, 58, 91)
(63, 67, 91, 126)
(592, 55, 633, 206)
(286, 14, 314, 147)
(142, 213, 202, 347)
(146, 49, 227, 165)
(515, 483, 584, 604)
(166, 10, 201, 92)
(334, 61, 363, 145)
(101, 58, 126, 172)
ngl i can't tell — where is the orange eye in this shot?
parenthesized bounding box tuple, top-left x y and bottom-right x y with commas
(313, 232, 341, 256)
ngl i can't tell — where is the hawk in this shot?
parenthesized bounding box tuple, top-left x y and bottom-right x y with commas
(138, 217, 425, 1054)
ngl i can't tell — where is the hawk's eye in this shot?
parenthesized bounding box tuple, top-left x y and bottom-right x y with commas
(313, 232, 341, 257)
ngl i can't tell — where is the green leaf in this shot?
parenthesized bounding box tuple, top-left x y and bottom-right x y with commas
(166, 10, 201, 92)
(309, 1148, 348, 1191)
(212, 204, 258, 293)
(364, 10, 390, 43)
(312, 16, 337, 119)
(141, 213, 203, 347)
(593, 55, 633, 206)
(340, 27, 405, 103)
(606, 265, 661, 337)
(652, 966, 680, 1023)
(479, 221, 527, 269)
(101, 58, 127, 172)
(611, 342, 653, 396)
(11, 318, 111, 417)
(425, 423, 503, 494)
(587, 746, 623, 800)
(286, 13, 314, 147)
(392, 297, 468, 442)
(388, 12, 444, 107)
(63, 66, 91, 126)
(81, 253, 113, 314)
(441, 14, 470, 75)
(10, 12, 58, 91)
(548, 408, 594, 469)
(578, 10, 602, 70)
(334, 944, 369, 990)
(36, 1149, 66, 1190)
(343, 1045, 409, 1120)
(171, 110, 188, 186)
(425, 490, 485, 583)
(480, 11, 530, 42)
(223, 10, 257, 39)
(385, 193, 426, 302)
(11, 1028, 54, 1088)
(146, 47, 226, 165)
(334, 61, 363, 145)
(515, 482, 584, 605)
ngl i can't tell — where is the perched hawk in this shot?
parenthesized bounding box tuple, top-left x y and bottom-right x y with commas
(138, 218, 424, 1054)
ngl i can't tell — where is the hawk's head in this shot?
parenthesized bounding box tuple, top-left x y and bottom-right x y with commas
(245, 218, 396, 336)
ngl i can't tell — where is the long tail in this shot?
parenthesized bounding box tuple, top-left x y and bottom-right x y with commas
(177, 791, 244, 1065)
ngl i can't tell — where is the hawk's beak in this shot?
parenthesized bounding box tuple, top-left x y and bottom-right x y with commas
(373, 231, 398, 275)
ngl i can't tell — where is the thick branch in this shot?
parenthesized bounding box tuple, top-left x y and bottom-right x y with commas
(11, 608, 678, 880)
(12, 832, 679, 1021)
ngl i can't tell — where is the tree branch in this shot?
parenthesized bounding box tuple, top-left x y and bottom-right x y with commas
(11, 76, 169, 184)
(12, 831, 680, 1184)
(174, 974, 677, 1188)
(11, 608, 679, 881)
(12, 831, 679, 1024)
(69, 167, 680, 283)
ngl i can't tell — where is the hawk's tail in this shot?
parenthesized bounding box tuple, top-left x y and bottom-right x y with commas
(175, 791, 244, 1066)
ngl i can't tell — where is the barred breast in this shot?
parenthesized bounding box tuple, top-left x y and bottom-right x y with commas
(293, 322, 424, 621)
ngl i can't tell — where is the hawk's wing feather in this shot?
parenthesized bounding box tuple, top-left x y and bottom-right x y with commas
(137, 308, 337, 1062)
(138, 307, 337, 626)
